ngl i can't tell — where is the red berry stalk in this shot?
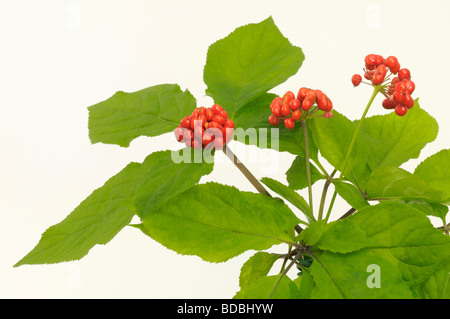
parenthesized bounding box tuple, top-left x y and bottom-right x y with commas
(174, 104, 235, 150)
(352, 54, 416, 116)
(268, 88, 334, 130)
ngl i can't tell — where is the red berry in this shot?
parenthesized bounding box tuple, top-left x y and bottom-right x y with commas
(404, 80, 415, 94)
(291, 109, 301, 121)
(297, 87, 310, 102)
(403, 94, 414, 109)
(372, 64, 387, 85)
(268, 114, 280, 126)
(324, 111, 334, 118)
(196, 107, 206, 116)
(192, 138, 202, 149)
(392, 91, 405, 104)
(174, 127, 184, 142)
(365, 54, 377, 70)
(384, 56, 398, 69)
(281, 104, 291, 117)
(223, 119, 235, 128)
(352, 74, 362, 87)
(180, 116, 192, 129)
(390, 62, 400, 74)
(382, 98, 396, 109)
(315, 90, 329, 111)
(395, 105, 408, 116)
(211, 104, 224, 115)
(374, 54, 384, 67)
(184, 129, 194, 141)
(212, 115, 225, 126)
(398, 68, 411, 81)
(202, 131, 215, 147)
(272, 105, 282, 117)
(289, 98, 301, 110)
(364, 70, 374, 80)
(395, 81, 407, 93)
(205, 108, 215, 121)
(284, 118, 295, 129)
(270, 97, 282, 110)
(301, 91, 315, 111)
(213, 136, 224, 149)
(282, 91, 295, 105)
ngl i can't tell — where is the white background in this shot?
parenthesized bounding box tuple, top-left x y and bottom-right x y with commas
(1, 0, 449, 298)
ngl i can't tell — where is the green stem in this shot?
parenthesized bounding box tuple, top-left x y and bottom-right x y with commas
(318, 169, 337, 220)
(300, 120, 313, 213)
(327, 86, 380, 219)
(338, 86, 379, 182)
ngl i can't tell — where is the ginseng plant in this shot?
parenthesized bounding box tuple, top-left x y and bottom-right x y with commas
(15, 17, 450, 299)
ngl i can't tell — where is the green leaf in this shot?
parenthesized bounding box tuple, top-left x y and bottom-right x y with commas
(413, 255, 450, 299)
(404, 200, 448, 223)
(88, 84, 196, 147)
(14, 150, 171, 267)
(232, 93, 319, 158)
(286, 156, 324, 191)
(361, 100, 438, 171)
(260, 177, 315, 223)
(135, 148, 214, 219)
(203, 16, 304, 117)
(139, 182, 301, 263)
(234, 275, 300, 299)
(309, 250, 414, 299)
(366, 166, 447, 203)
(414, 149, 450, 202)
(239, 252, 279, 289)
(333, 181, 369, 210)
(307, 202, 450, 298)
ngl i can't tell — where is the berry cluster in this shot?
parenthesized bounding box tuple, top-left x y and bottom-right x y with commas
(174, 104, 234, 149)
(268, 88, 334, 129)
(352, 54, 416, 116)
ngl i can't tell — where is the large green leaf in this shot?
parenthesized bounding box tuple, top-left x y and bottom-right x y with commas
(333, 181, 369, 210)
(414, 149, 450, 203)
(360, 100, 438, 171)
(203, 16, 304, 117)
(88, 84, 196, 147)
(366, 166, 447, 203)
(14, 151, 171, 266)
(138, 182, 301, 263)
(135, 148, 214, 219)
(304, 202, 450, 298)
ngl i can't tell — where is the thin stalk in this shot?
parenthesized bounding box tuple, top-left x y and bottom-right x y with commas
(317, 169, 337, 220)
(300, 120, 313, 213)
(338, 86, 379, 182)
(222, 145, 272, 197)
(326, 86, 380, 218)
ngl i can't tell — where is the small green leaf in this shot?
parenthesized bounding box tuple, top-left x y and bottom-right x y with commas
(414, 149, 450, 202)
(203, 17, 304, 117)
(260, 177, 315, 223)
(14, 150, 171, 266)
(239, 252, 279, 289)
(139, 182, 301, 263)
(135, 148, 214, 219)
(333, 181, 369, 210)
(366, 166, 447, 203)
(234, 275, 300, 299)
(286, 156, 324, 191)
(88, 84, 196, 147)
